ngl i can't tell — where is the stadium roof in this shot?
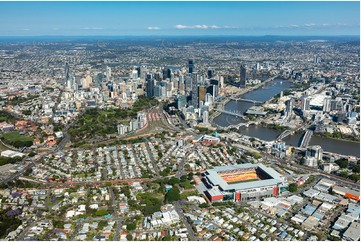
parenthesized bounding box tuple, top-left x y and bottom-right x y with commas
(205, 164, 285, 191)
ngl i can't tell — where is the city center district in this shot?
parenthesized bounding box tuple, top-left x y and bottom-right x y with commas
(0, 36, 359, 241)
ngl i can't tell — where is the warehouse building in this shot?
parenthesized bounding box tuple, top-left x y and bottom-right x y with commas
(332, 186, 360, 201)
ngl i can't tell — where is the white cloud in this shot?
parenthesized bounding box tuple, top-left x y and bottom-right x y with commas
(276, 23, 355, 29)
(82, 27, 104, 30)
(175, 24, 238, 29)
(147, 26, 161, 30)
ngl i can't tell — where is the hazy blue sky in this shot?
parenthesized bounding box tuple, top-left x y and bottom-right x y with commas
(0, 1, 359, 36)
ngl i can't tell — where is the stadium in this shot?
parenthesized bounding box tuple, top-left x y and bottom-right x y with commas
(201, 164, 288, 202)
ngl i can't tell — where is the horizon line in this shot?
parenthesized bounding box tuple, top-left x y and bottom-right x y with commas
(0, 34, 359, 38)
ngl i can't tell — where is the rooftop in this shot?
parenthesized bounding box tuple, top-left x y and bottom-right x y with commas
(205, 164, 285, 191)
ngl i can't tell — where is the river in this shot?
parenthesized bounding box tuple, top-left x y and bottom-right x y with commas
(213, 79, 292, 126)
(237, 126, 359, 157)
(213, 78, 360, 157)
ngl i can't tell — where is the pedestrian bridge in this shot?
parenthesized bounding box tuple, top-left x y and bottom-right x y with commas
(276, 130, 292, 140)
(231, 98, 263, 104)
(215, 109, 246, 119)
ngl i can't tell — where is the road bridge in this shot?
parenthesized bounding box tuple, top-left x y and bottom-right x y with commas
(299, 130, 313, 148)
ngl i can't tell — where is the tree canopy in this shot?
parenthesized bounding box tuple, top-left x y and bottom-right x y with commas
(165, 187, 180, 203)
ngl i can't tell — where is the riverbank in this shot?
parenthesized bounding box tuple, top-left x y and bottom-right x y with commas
(313, 133, 360, 144)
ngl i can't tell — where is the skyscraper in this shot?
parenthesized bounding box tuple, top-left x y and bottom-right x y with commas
(210, 79, 220, 97)
(203, 111, 209, 124)
(185, 74, 192, 93)
(306, 145, 323, 161)
(191, 73, 198, 107)
(285, 99, 294, 113)
(146, 74, 155, 97)
(240, 64, 246, 88)
(65, 63, 75, 91)
(301, 97, 310, 111)
(323, 98, 331, 112)
(188, 59, 194, 74)
(65, 62, 70, 81)
(176, 95, 187, 109)
(106, 66, 111, 83)
(207, 68, 214, 79)
(198, 85, 207, 103)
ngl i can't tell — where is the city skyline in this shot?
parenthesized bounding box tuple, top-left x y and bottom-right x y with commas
(0, 1, 359, 36)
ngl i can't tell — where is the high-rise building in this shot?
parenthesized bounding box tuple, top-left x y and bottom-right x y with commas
(301, 97, 310, 111)
(323, 98, 331, 112)
(117, 124, 128, 135)
(154, 72, 161, 82)
(185, 74, 192, 93)
(206, 85, 216, 99)
(285, 99, 294, 113)
(331, 99, 343, 111)
(191, 73, 198, 107)
(240, 64, 246, 88)
(210, 79, 220, 97)
(176, 95, 187, 109)
(65, 62, 70, 81)
(207, 68, 214, 79)
(83, 75, 92, 89)
(198, 85, 207, 103)
(146, 74, 155, 97)
(136, 66, 141, 78)
(220, 76, 224, 88)
(131, 69, 138, 79)
(188, 59, 195, 74)
(306, 145, 323, 161)
(65, 63, 75, 91)
(162, 68, 171, 79)
(106, 66, 111, 82)
(203, 111, 209, 124)
(205, 93, 214, 104)
(153, 85, 161, 97)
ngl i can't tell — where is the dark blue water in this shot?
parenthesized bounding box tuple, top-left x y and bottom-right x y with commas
(214, 79, 292, 127)
(213, 78, 360, 157)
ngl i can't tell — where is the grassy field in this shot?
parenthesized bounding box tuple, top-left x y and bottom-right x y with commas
(0, 141, 15, 151)
(1, 131, 33, 148)
(3, 131, 33, 142)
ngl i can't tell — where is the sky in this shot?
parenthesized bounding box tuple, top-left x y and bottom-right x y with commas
(0, 1, 359, 36)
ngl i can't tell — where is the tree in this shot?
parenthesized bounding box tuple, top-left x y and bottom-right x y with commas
(187, 172, 194, 180)
(339, 170, 348, 178)
(335, 159, 348, 169)
(165, 187, 180, 203)
(126, 223, 136, 231)
(126, 233, 133, 240)
(180, 175, 187, 182)
(348, 173, 360, 182)
(98, 220, 108, 230)
(352, 164, 360, 173)
(199, 203, 209, 208)
(28, 151, 36, 157)
(163, 235, 172, 241)
(289, 183, 298, 192)
(167, 177, 180, 186)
